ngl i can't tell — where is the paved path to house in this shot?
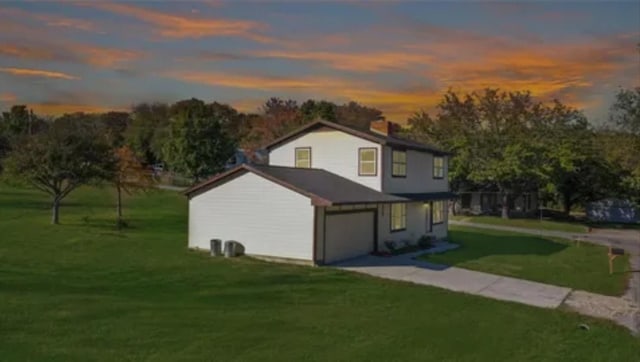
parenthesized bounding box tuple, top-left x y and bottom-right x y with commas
(335, 245, 640, 333)
(335, 247, 572, 309)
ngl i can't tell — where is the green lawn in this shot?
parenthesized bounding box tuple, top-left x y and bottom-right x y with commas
(422, 226, 629, 296)
(452, 215, 588, 233)
(1, 185, 639, 361)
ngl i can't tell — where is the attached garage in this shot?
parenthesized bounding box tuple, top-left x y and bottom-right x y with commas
(185, 164, 404, 265)
(323, 211, 376, 264)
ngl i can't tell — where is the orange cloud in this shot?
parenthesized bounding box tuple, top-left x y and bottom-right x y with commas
(0, 42, 143, 69)
(0, 7, 97, 32)
(165, 70, 350, 90)
(0, 92, 18, 103)
(0, 67, 79, 80)
(165, 70, 437, 120)
(88, 2, 271, 42)
(248, 50, 434, 72)
(28, 103, 124, 116)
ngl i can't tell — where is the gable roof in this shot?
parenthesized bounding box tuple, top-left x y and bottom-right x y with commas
(184, 164, 407, 205)
(264, 119, 451, 155)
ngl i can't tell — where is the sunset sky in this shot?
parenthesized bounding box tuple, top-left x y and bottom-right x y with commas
(0, 1, 638, 123)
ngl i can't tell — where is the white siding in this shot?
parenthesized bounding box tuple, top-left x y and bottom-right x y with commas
(382, 147, 448, 194)
(269, 128, 382, 191)
(188, 172, 314, 261)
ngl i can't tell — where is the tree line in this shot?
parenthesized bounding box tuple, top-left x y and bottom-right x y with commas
(0, 98, 383, 224)
(0, 89, 638, 223)
(404, 87, 640, 218)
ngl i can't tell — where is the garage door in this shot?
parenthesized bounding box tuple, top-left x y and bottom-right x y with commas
(324, 211, 375, 264)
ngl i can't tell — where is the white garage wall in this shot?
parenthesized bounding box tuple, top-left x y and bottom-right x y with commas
(189, 172, 315, 261)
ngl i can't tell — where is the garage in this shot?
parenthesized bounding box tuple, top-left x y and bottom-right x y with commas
(324, 211, 376, 264)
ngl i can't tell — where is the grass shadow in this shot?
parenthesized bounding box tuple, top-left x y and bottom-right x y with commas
(440, 229, 569, 263)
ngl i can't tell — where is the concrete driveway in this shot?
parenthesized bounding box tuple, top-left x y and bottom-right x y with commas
(335, 250, 571, 309)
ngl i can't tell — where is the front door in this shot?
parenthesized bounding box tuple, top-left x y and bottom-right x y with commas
(425, 202, 432, 233)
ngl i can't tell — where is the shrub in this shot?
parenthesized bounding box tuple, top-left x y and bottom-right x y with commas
(384, 240, 397, 251)
(417, 235, 435, 249)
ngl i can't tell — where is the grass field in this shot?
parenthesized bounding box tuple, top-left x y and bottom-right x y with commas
(1, 185, 639, 361)
(422, 226, 629, 296)
(452, 215, 588, 233)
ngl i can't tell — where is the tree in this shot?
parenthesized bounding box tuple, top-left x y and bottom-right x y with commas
(610, 87, 640, 135)
(300, 99, 337, 122)
(113, 146, 154, 228)
(99, 111, 131, 148)
(0, 105, 48, 172)
(407, 89, 546, 218)
(125, 102, 170, 165)
(4, 117, 116, 224)
(241, 98, 305, 152)
(163, 100, 237, 181)
(335, 101, 383, 130)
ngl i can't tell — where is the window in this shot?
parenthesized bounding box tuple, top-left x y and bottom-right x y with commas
(433, 156, 445, 179)
(295, 147, 311, 168)
(392, 150, 407, 177)
(390, 203, 406, 231)
(358, 148, 377, 176)
(433, 200, 445, 224)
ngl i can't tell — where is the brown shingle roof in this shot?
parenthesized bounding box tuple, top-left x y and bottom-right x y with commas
(263, 120, 451, 155)
(184, 164, 408, 205)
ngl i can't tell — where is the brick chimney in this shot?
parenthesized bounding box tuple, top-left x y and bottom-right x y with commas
(369, 119, 398, 136)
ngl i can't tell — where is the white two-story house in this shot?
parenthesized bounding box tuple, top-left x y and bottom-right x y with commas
(185, 119, 454, 265)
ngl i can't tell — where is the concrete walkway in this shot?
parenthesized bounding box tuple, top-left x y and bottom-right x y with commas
(335, 245, 639, 333)
(336, 247, 571, 309)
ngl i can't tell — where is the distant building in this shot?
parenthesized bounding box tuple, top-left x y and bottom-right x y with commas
(587, 199, 638, 223)
(224, 149, 268, 169)
(455, 191, 538, 216)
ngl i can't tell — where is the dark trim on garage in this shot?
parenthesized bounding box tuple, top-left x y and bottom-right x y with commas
(312, 206, 318, 265)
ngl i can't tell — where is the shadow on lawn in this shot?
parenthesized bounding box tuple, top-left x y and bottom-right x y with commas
(336, 230, 569, 271)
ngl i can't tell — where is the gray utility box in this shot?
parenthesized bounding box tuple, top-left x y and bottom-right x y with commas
(210, 239, 222, 256)
(224, 241, 236, 258)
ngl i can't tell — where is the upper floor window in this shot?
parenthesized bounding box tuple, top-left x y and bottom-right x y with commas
(295, 147, 311, 168)
(433, 156, 445, 179)
(433, 200, 445, 224)
(358, 148, 377, 176)
(392, 149, 407, 177)
(390, 203, 406, 231)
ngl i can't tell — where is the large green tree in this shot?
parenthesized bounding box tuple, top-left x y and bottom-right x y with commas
(162, 99, 237, 181)
(4, 115, 116, 224)
(610, 87, 640, 135)
(408, 89, 546, 218)
(125, 102, 170, 165)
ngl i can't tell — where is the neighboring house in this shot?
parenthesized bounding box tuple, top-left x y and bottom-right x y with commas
(455, 191, 538, 216)
(587, 198, 638, 223)
(224, 148, 268, 169)
(185, 120, 454, 265)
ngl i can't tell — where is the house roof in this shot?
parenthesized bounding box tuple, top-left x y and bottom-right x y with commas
(392, 192, 458, 201)
(184, 164, 408, 206)
(263, 119, 451, 155)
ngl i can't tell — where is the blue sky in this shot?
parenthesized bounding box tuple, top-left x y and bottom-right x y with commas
(0, 1, 638, 122)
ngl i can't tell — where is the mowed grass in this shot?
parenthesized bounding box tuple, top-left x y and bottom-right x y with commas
(0, 185, 639, 361)
(422, 226, 629, 296)
(452, 215, 588, 233)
